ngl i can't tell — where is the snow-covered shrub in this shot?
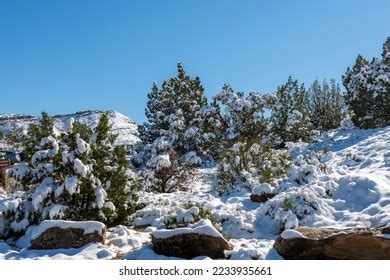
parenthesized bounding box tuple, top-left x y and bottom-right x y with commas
(213, 85, 290, 192)
(141, 136, 201, 193)
(260, 187, 331, 231)
(217, 142, 291, 192)
(162, 205, 216, 229)
(1, 113, 140, 238)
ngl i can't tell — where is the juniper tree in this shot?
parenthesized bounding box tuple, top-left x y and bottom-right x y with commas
(307, 79, 344, 130)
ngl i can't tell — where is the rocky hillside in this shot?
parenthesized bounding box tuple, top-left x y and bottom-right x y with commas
(0, 110, 140, 147)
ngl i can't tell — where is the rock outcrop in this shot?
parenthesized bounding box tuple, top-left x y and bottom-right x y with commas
(274, 226, 390, 260)
(31, 220, 106, 250)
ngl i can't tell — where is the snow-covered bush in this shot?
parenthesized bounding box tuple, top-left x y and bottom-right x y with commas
(162, 205, 216, 229)
(1, 113, 139, 238)
(213, 85, 291, 192)
(217, 142, 291, 192)
(141, 136, 201, 193)
(260, 187, 331, 231)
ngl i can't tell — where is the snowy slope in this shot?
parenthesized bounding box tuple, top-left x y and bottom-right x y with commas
(0, 125, 389, 260)
(0, 110, 140, 146)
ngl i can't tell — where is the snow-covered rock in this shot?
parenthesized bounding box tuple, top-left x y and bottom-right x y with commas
(31, 220, 106, 250)
(151, 220, 232, 259)
(274, 227, 390, 260)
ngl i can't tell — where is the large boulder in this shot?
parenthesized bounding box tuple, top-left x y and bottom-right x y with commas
(274, 227, 390, 260)
(31, 220, 106, 250)
(151, 219, 232, 259)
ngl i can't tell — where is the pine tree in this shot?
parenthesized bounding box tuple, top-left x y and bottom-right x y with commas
(196, 99, 227, 161)
(342, 55, 372, 128)
(343, 38, 390, 128)
(24, 111, 55, 161)
(270, 77, 313, 146)
(140, 63, 207, 192)
(6, 114, 140, 236)
(141, 63, 207, 156)
(270, 77, 294, 147)
(290, 84, 313, 142)
(308, 79, 344, 130)
(91, 114, 139, 225)
(377, 38, 390, 126)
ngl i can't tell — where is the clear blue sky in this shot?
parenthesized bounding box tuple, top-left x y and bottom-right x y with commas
(1, 0, 389, 123)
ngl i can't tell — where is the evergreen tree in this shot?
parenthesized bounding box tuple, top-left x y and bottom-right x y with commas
(270, 77, 294, 147)
(140, 63, 207, 192)
(290, 84, 313, 142)
(141, 63, 207, 156)
(307, 79, 344, 130)
(270, 77, 313, 147)
(342, 55, 372, 128)
(343, 38, 390, 128)
(24, 112, 55, 161)
(6, 114, 140, 236)
(196, 99, 227, 161)
(91, 114, 139, 225)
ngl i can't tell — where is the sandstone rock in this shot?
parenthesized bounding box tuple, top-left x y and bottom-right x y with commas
(250, 193, 275, 203)
(152, 233, 232, 259)
(31, 220, 106, 250)
(274, 227, 390, 260)
(151, 219, 232, 259)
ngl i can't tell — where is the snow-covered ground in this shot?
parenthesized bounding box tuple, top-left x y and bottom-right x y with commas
(0, 125, 389, 260)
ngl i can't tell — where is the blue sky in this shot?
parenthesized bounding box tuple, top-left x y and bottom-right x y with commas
(0, 0, 389, 123)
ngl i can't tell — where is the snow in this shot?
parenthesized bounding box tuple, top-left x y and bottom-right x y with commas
(31, 220, 105, 240)
(73, 158, 89, 177)
(1, 124, 390, 260)
(252, 183, 273, 195)
(10, 163, 30, 181)
(11, 218, 29, 232)
(152, 219, 224, 239)
(76, 137, 89, 154)
(95, 185, 107, 209)
(49, 204, 66, 219)
(64, 176, 78, 195)
(32, 177, 54, 211)
(106, 226, 150, 255)
(0, 197, 22, 213)
(153, 154, 171, 170)
(281, 229, 307, 239)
